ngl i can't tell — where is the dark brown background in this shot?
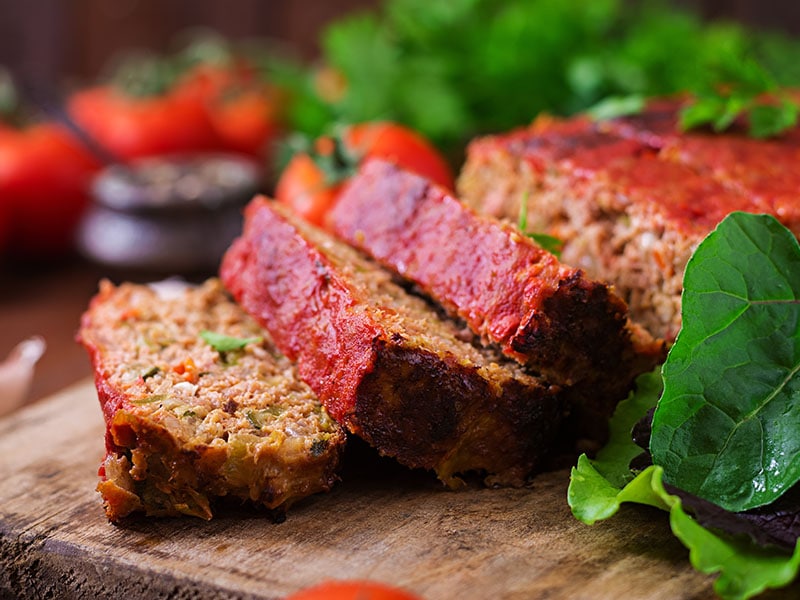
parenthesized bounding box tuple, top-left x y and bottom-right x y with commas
(1, 0, 799, 87)
(0, 0, 377, 87)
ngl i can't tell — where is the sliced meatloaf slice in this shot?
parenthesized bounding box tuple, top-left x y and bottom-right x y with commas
(328, 159, 664, 434)
(457, 114, 762, 341)
(221, 198, 564, 487)
(77, 278, 344, 521)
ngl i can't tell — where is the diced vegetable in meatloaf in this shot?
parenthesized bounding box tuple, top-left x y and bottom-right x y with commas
(77, 278, 344, 521)
(221, 198, 564, 487)
(329, 159, 664, 432)
(458, 104, 800, 341)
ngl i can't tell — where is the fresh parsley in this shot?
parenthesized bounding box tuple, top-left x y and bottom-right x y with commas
(678, 59, 800, 138)
(277, 0, 800, 152)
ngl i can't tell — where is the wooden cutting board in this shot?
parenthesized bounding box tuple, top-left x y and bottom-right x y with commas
(0, 379, 795, 600)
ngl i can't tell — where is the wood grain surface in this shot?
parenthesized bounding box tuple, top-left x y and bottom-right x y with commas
(1, 379, 797, 600)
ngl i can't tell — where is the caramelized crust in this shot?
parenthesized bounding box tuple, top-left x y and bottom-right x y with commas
(221, 198, 563, 486)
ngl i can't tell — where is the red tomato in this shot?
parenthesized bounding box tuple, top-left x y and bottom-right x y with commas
(207, 88, 282, 158)
(346, 122, 453, 191)
(0, 122, 101, 257)
(175, 63, 284, 159)
(275, 152, 341, 227)
(67, 85, 221, 161)
(284, 580, 423, 600)
(275, 122, 454, 228)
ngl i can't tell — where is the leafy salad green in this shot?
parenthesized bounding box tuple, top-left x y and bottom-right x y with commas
(569, 212, 800, 599)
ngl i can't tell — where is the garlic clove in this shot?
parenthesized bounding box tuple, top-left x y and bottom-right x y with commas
(0, 336, 46, 417)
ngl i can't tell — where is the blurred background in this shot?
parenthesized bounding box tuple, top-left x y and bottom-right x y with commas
(1, 1, 800, 84)
(1, 1, 800, 86)
(1, 0, 800, 407)
(0, 0, 375, 83)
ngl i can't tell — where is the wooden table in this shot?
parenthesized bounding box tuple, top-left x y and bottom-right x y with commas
(0, 379, 727, 600)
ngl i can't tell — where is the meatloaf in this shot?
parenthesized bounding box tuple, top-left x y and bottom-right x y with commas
(457, 105, 798, 341)
(329, 159, 664, 421)
(221, 198, 564, 486)
(77, 278, 344, 521)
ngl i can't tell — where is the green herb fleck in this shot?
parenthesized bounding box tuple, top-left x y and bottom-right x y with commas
(131, 394, 168, 405)
(200, 330, 262, 353)
(245, 410, 261, 430)
(517, 193, 564, 258)
(141, 366, 160, 380)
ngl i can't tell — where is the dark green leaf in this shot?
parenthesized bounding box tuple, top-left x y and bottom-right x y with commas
(650, 212, 800, 512)
(200, 330, 262, 353)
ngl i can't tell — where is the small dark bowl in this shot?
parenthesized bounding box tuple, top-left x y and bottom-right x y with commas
(77, 153, 261, 273)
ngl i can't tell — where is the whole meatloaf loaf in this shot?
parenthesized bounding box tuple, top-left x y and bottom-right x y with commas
(221, 198, 564, 487)
(457, 110, 780, 341)
(77, 278, 345, 521)
(329, 159, 664, 424)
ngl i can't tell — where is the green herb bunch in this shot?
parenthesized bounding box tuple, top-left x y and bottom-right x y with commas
(274, 0, 800, 155)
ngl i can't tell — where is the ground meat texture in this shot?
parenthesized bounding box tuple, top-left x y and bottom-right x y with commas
(221, 198, 564, 487)
(77, 278, 345, 521)
(329, 160, 664, 434)
(457, 109, 799, 341)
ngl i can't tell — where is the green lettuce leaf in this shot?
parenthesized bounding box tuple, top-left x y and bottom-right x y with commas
(650, 212, 800, 512)
(568, 369, 668, 524)
(568, 373, 800, 599)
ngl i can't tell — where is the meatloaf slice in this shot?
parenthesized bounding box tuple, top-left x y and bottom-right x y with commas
(329, 159, 664, 432)
(221, 198, 563, 486)
(457, 114, 762, 341)
(77, 278, 344, 521)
